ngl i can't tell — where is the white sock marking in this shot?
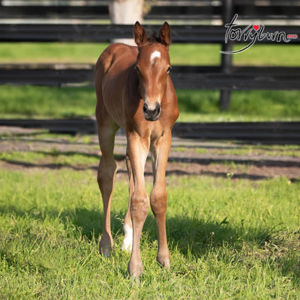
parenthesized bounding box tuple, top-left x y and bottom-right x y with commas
(150, 50, 161, 64)
(121, 224, 133, 252)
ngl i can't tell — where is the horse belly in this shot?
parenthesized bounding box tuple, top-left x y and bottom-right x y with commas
(102, 76, 126, 128)
(97, 44, 138, 129)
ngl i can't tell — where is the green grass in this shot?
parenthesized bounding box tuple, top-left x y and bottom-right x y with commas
(175, 89, 300, 122)
(1, 85, 299, 122)
(0, 43, 109, 64)
(191, 144, 300, 158)
(209, 145, 300, 158)
(1, 43, 299, 66)
(0, 85, 95, 119)
(232, 44, 300, 66)
(0, 43, 221, 65)
(0, 168, 299, 299)
(0, 150, 99, 167)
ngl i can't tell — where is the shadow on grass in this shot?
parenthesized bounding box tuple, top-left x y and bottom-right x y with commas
(0, 204, 273, 257)
(5, 135, 287, 151)
(1, 204, 299, 281)
(3, 148, 300, 168)
(2, 151, 300, 181)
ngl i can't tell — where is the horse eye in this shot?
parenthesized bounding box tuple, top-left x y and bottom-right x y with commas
(167, 66, 172, 73)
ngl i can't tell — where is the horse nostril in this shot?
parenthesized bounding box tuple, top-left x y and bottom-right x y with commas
(143, 103, 148, 114)
(155, 105, 161, 116)
(143, 102, 161, 121)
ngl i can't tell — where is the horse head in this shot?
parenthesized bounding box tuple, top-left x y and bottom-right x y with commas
(134, 21, 172, 121)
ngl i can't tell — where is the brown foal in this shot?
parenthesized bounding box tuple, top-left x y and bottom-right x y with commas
(94, 21, 179, 278)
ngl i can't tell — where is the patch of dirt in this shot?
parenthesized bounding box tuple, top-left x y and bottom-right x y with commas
(1, 129, 300, 182)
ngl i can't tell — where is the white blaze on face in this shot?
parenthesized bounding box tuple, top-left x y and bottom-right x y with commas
(150, 50, 161, 64)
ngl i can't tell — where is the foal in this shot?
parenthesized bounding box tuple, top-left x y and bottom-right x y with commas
(94, 22, 179, 278)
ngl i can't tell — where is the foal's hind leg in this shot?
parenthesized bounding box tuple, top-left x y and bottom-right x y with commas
(97, 121, 118, 257)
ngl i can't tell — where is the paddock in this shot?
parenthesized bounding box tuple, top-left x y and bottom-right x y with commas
(1, 0, 300, 296)
(0, 128, 299, 298)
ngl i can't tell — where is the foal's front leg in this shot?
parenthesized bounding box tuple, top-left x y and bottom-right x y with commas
(150, 130, 172, 268)
(127, 132, 150, 278)
(121, 153, 134, 252)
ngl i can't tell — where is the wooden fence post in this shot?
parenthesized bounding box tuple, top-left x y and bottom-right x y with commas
(109, 0, 143, 45)
(220, 0, 233, 111)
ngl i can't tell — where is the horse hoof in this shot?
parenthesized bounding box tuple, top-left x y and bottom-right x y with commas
(157, 254, 171, 268)
(128, 260, 143, 278)
(99, 234, 113, 257)
(100, 245, 112, 257)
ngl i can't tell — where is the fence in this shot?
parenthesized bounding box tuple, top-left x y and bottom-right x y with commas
(1, 118, 300, 144)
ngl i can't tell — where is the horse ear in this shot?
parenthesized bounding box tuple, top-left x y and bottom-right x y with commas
(134, 21, 147, 47)
(159, 22, 171, 47)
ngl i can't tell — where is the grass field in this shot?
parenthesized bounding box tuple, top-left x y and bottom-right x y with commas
(1, 34, 300, 299)
(0, 167, 299, 299)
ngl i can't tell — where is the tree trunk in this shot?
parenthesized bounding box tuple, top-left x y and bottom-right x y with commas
(109, 0, 144, 45)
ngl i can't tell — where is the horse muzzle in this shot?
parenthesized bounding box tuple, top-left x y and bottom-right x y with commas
(143, 102, 161, 121)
